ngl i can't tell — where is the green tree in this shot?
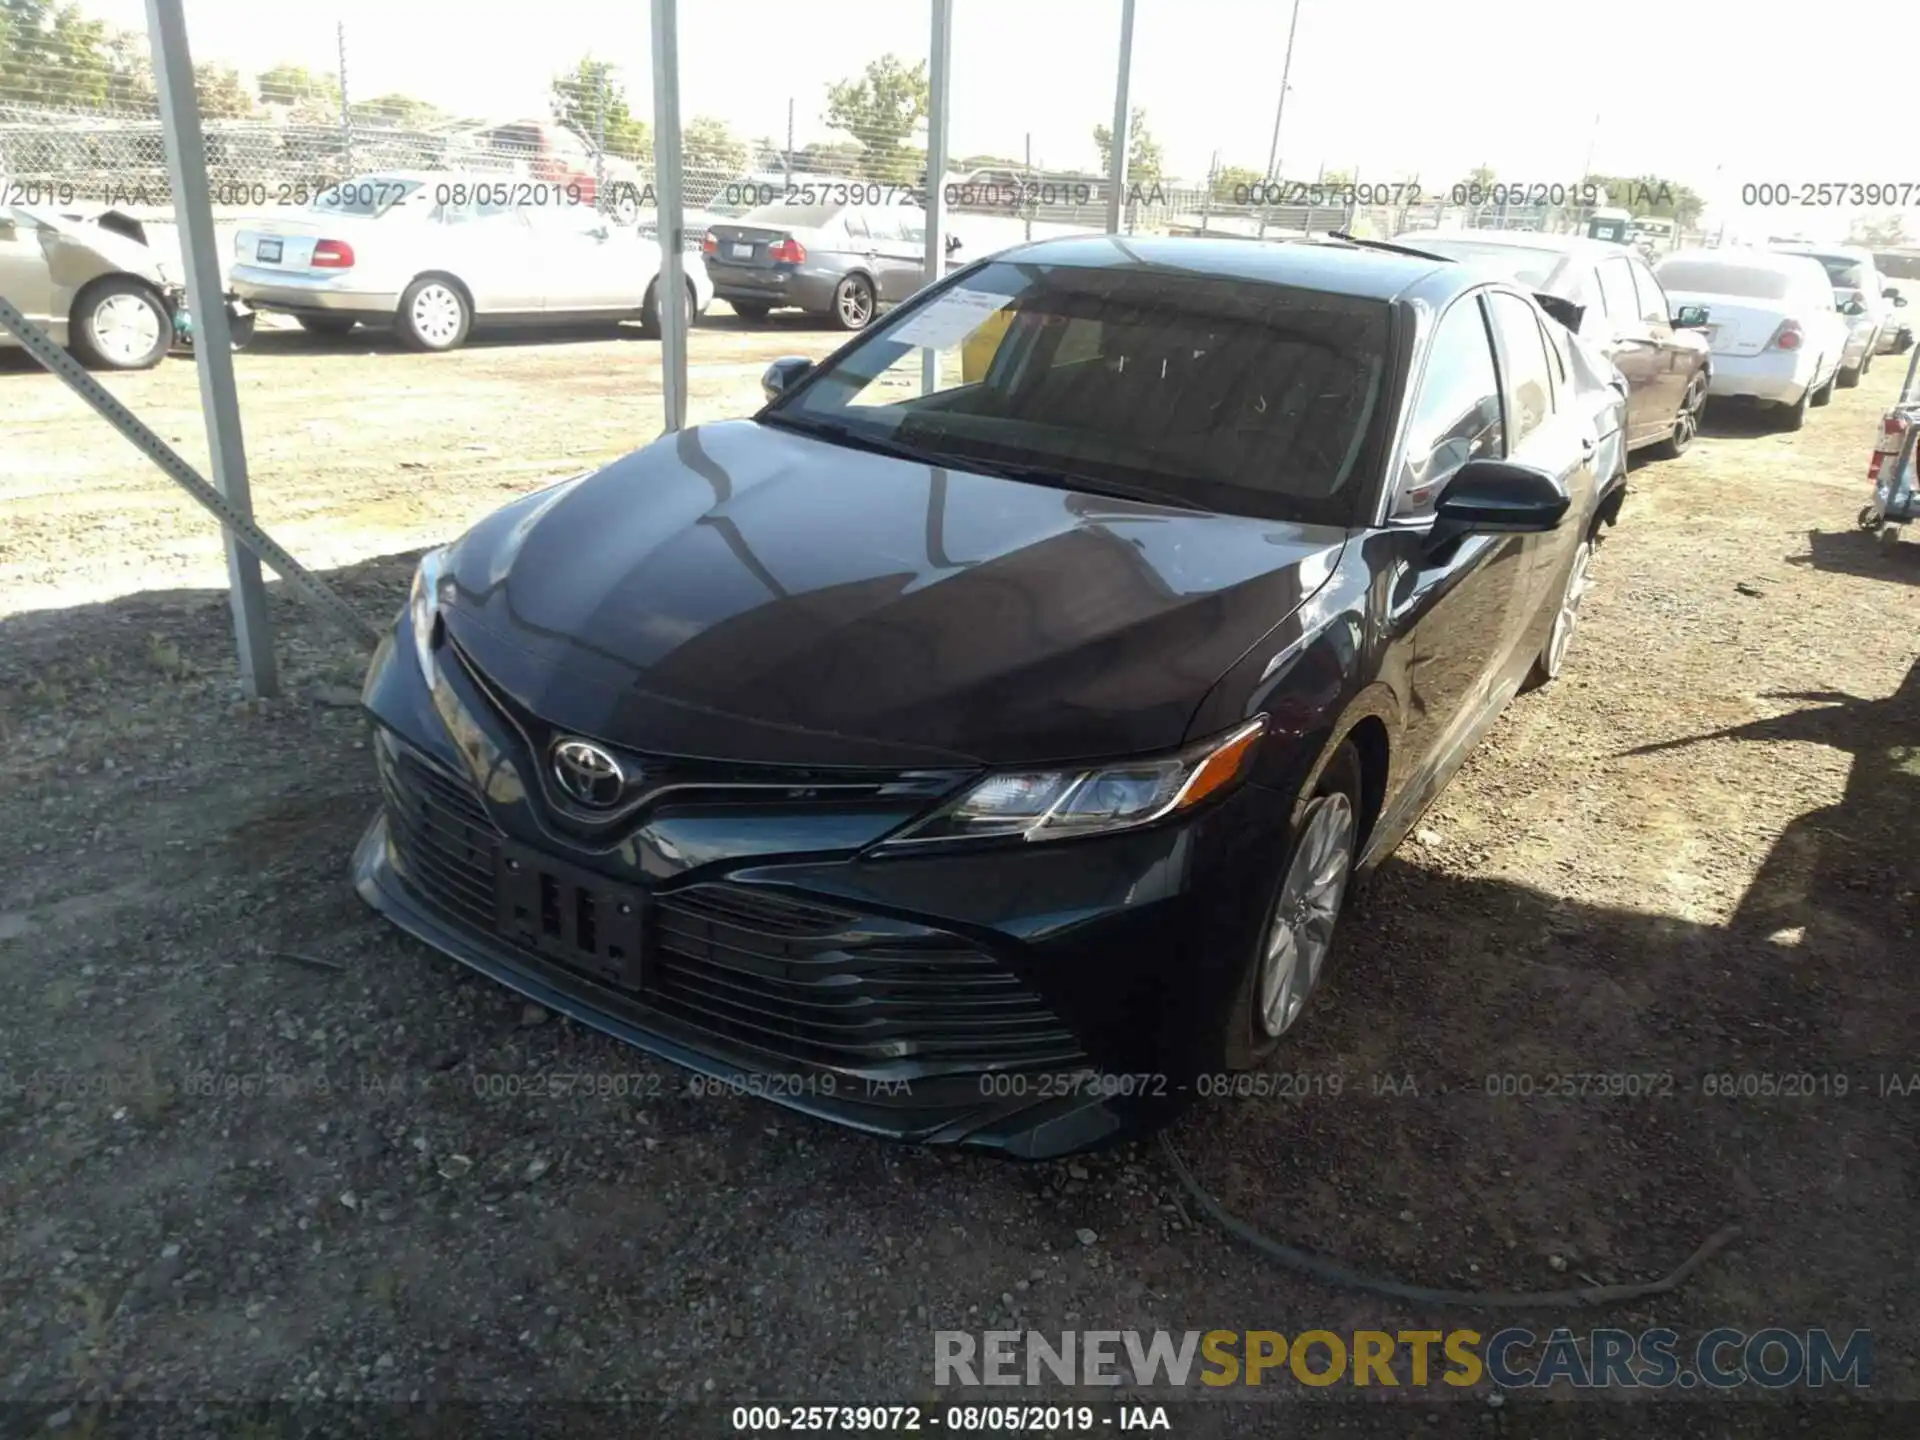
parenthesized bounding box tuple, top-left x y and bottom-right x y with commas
(550, 56, 649, 160)
(824, 54, 927, 182)
(194, 62, 253, 118)
(256, 62, 337, 108)
(683, 115, 747, 179)
(350, 92, 445, 129)
(1092, 107, 1163, 185)
(0, 0, 113, 108)
(1585, 171, 1703, 227)
(795, 139, 865, 176)
(1210, 164, 1264, 204)
(1851, 213, 1911, 248)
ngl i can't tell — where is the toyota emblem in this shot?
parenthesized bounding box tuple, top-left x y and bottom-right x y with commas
(551, 738, 625, 809)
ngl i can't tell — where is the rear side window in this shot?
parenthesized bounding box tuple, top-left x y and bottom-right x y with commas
(1628, 260, 1669, 325)
(842, 210, 870, 240)
(1394, 296, 1505, 519)
(1486, 292, 1555, 445)
(741, 202, 843, 228)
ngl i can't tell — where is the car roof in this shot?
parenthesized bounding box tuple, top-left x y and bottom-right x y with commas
(1411, 229, 1622, 258)
(1659, 248, 1824, 274)
(986, 233, 1458, 302)
(1773, 242, 1873, 262)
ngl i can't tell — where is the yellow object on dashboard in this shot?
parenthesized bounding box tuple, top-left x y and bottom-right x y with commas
(962, 306, 1014, 383)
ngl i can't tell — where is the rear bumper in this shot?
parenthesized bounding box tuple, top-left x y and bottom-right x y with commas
(707, 262, 839, 312)
(231, 265, 400, 316)
(1706, 350, 1816, 404)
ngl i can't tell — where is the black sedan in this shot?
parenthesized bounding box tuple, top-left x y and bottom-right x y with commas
(354, 234, 1630, 1157)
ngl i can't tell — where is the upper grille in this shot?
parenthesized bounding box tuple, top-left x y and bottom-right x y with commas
(375, 734, 1084, 1075)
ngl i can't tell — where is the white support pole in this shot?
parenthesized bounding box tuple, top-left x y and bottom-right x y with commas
(144, 0, 276, 696)
(1105, 0, 1136, 235)
(922, 0, 953, 395)
(650, 0, 688, 433)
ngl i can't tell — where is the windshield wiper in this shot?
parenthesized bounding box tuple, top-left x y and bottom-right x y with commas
(759, 412, 955, 468)
(953, 458, 1205, 511)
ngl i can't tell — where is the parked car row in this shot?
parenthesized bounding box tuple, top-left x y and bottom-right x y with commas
(352, 230, 1641, 1155)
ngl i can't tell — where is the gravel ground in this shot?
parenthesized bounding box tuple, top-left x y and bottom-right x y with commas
(1, 313, 1917, 1438)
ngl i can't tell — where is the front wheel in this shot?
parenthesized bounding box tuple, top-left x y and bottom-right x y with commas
(1220, 742, 1362, 1067)
(70, 277, 172, 370)
(1527, 533, 1596, 688)
(730, 301, 771, 323)
(396, 277, 471, 352)
(830, 272, 876, 331)
(297, 314, 357, 337)
(1838, 362, 1862, 388)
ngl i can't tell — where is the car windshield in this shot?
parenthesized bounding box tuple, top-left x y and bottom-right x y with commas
(762, 260, 1393, 526)
(1408, 239, 1560, 287)
(312, 177, 423, 218)
(1655, 260, 1794, 300)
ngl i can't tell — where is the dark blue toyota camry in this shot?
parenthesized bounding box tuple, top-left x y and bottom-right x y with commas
(354, 233, 1629, 1157)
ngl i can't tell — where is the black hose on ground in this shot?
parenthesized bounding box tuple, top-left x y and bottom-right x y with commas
(1158, 1130, 1742, 1310)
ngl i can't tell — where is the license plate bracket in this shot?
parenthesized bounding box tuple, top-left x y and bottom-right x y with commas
(730, 242, 754, 259)
(256, 238, 283, 263)
(494, 840, 646, 988)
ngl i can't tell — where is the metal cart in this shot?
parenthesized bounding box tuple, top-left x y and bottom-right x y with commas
(1859, 341, 1920, 550)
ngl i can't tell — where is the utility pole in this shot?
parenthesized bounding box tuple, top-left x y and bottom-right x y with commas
(1104, 0, 1136, 235)
(335, 22, 352, 175)
(1263, 0, 1301, 182)
(785, 98, 795, 178)
(1023, 132, 1033, 242)
(922, 0, 952, 394)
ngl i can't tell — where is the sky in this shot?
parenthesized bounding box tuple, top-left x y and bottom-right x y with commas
(70, 0, 1920, 243)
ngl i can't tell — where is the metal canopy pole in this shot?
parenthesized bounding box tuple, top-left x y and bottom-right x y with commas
(1104, 0, 1136, 235)
(922, 0, 952, 396)
(144, 0, 277, 696)
(650, 0, 688, 433)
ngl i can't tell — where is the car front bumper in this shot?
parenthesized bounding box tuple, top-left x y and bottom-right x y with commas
(352, 613, 1291, 1157)
(231, 265, 401, 317)
(1706, 349, 1817, 405)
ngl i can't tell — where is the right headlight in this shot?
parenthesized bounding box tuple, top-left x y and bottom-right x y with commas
(406, 546, 450, 687)
(880, 717, 1267, 848)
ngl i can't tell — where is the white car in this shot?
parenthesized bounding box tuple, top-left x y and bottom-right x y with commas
(1771, 243, 1893, 367)
(230, 170, 712, 352)
(1654, 249, 1848, 430)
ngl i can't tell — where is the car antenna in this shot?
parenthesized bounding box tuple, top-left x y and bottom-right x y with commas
(1322, 230, 1455, 263)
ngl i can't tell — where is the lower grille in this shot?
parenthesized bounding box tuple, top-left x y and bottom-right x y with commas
(375, 735, 1085, 1075)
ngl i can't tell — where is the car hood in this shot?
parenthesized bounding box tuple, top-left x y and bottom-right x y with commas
(18, 204, 167, 286)
(442, 420, 1348, 768)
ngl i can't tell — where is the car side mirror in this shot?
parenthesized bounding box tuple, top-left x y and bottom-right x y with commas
(1841, 299, 1867, 317)
(1884, 286, 1902, 302)
(1673, 303, 1710, 328)
(761, 355, 813, 402)
(946, 233, 963, 255)
(1429, 459, 1571, 552)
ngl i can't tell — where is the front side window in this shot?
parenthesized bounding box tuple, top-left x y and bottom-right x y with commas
(1628, 260, 1670, 325)
(1594, 258, 1635, 320)
(1392, 295, 1504, 519)
(763, 261, 1394, 525)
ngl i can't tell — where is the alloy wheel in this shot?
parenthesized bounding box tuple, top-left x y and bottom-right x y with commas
(837, 277, 873, 329)
(1544, 538, 1594, 679)
(90, 292, 162, 366)
(1673, 375, 1706, 450)
(1257, 792, 1356, 1038)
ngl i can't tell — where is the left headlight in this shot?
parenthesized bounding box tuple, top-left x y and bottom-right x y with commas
(881, 717, 1267, 848)
(407, 546, 450, 687)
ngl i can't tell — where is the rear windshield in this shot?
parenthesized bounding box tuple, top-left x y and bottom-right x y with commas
(312, 177, 422, 218)
(1792, 253, 1868, 288)
(739, 202, 843, 229)
(765, 260, 1392, 527)
(1655, 260, 1795, 300)
(1411, 239, 1560, 288)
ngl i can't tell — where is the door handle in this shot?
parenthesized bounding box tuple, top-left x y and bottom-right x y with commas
(1580, 436, 1596, 457)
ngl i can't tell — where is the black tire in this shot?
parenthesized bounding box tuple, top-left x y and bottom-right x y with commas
(227, 311, 256, 350)
(1812, 366, 1836, 406)
(69, 276, 172, 370)
(1837, 362, 1862, 388)
(730, 301, 772, 323)
(639, 279, 696, 339)
(1647, 369, 1707, 460)
(396, 276, 472, 352)
(830, 272, 876, 331)
(1220, 741, 1364, 1069)
(1776, 380, 1811, 432)
(297, 314, 357, 337)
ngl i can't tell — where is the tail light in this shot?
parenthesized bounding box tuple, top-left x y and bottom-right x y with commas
(701, 231, 717, 255)
(1766, 318, 1803, 351)
(1868, 413, 1910, 481)
(311, 239, 355, 269)
(768, 236, 807, 264)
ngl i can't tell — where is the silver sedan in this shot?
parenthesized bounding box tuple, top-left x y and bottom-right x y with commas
(231, 171, 712, 351)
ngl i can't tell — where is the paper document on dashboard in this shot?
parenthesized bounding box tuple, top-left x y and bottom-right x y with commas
(888, 290, 1015, 350)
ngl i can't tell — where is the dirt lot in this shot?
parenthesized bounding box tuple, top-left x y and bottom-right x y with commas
(2, 313, 1918, 1437)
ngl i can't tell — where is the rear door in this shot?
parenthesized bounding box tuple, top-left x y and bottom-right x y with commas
(858, 206, 921, 301)
(435, 195, 543, 313)
(524, 206, 646, 311)
(1626, 256, 1693, 431)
